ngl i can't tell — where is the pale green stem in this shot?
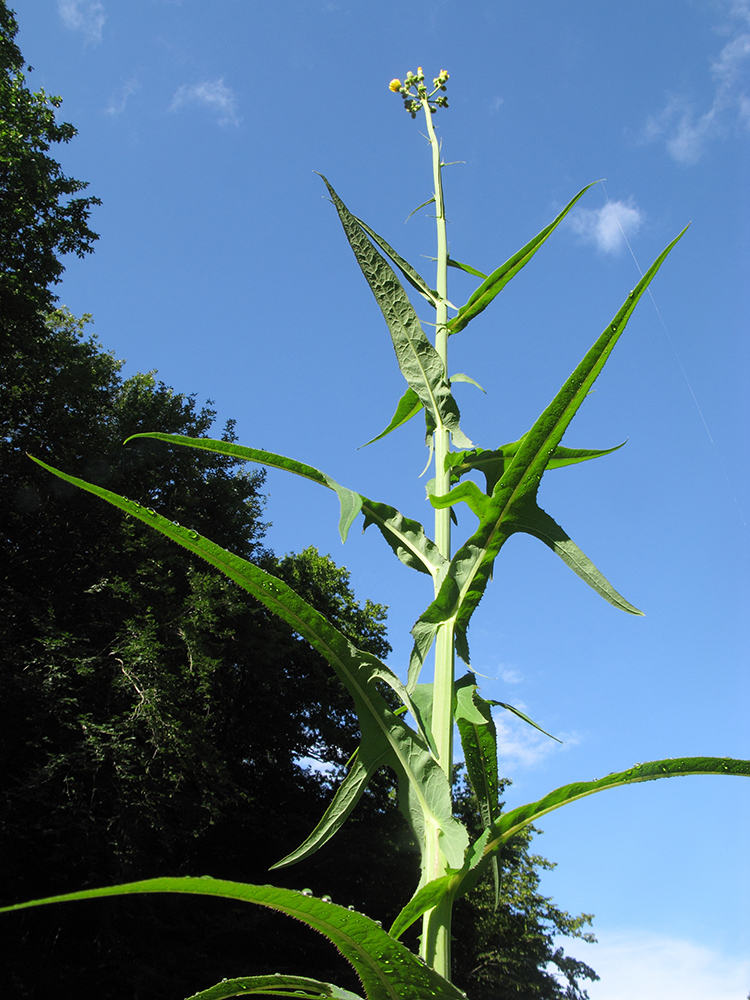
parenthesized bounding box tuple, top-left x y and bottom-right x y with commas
(419, 94, 455, 981)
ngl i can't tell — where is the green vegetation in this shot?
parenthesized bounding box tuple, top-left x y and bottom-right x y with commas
(1, 9, 604, 997)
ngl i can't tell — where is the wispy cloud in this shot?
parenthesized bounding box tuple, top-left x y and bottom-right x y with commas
(583, 929, 750, 1000)
(643, 0, 750, 163)
(568, 199, 644, 255)
(57, 0, 105, 44)
(170, 79, 240, 126)
(494, 709, 575, 770)
(498, 665, 522, 685)
(105, 77, 140, 116)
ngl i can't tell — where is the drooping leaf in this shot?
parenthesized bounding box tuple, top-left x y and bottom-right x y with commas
(126, 434, 446, 580)
(187, 974, 364, 1000)
(454, 674, 502, 906)
(389, 756, 750, 937)
(317, 174, 470, 447)
(129, 434, 364, 544)
(361, 387, 423, 447)
(413, 228, 687, 662)
(30, 457, 466, 874)
(448, 373, 486, 393)
(447, 183, 598, 335)
(0, 879, 466, 1000)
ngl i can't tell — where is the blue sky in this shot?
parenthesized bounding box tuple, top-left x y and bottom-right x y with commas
(16, 2, 750, 996)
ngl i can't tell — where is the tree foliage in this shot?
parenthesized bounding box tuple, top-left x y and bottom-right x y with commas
(0, 4, 100, 335)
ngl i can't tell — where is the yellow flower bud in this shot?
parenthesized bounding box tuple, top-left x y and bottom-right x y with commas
(388, 78, 402, 92)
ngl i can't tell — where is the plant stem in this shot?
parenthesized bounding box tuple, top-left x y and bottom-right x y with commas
(420, 95, 455, 981)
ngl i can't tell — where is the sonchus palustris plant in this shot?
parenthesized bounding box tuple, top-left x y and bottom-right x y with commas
(4, 68, 748, 1000)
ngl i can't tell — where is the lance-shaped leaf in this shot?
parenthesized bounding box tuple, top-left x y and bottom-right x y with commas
(361, 387, 422, 447)
(446, 440, 626, 495)
(317, 174, 471, 448)
(389, 756, 750, 938)
(126, 434, 446, 582)
(447, 257, 488, 279)
(363, 374, 482, 450)
(187, 974, 364, 1000)
(353, 214, 440, 308)
(30, 457, 466, 873)
(447, 182, 598, 335)
(0, 879, 466, 1000)
(454, 673, 504, 907)
(412, 228, 687, 664)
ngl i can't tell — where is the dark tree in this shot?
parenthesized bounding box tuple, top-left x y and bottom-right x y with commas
(0, 3, 100, 337)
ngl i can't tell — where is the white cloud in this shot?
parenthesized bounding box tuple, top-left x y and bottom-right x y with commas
(644, 1, 750, 163)
(581, 929, 750, 1000)
(170, 79, 240, 126)
(568, 200, 644, 255)
(494, 709, 575, 770)
(498, 665, 522, 685)
(105, 77, 139, 116)
(58, 0, 105, 43)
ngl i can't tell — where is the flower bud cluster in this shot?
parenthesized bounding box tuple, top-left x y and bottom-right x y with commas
(388, 67, 449, 118)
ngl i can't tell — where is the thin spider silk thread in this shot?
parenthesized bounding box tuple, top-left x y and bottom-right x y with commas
(600, 183, 746, 527)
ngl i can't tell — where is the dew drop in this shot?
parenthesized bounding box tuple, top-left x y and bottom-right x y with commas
(348, 905, 355, 911)
(188, 529, 199, 540)
(301, 888, 313, 896)
(375, 920, 382, 928)
(321, 895, 332, 903)
(145, 507, 157, 517)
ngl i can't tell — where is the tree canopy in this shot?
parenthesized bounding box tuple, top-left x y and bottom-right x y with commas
(0, 4, 99, 335)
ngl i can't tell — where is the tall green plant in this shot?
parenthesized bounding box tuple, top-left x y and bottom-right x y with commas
(4, 68, 748, 999)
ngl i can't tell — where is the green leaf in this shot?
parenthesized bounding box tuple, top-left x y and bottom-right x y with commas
(353, 214, 440, 307)
(30, 457, 467, 874)
(447, 258, 488, 279)
(487, 701, 561, 744)
(360, 387, 423, 447)
(413, 228, 687, 662)
(271, 756, 382, 869)
(454, 674, 500, 831)
(186, 974, 364, 1000)
(446, 440, 626, 495)
(511, 502, 643, 614)
(317, 174, 470, 447)
(390, 757, 750, 935)
(454, 674, 502, 907)
(448, 373, 486, 393)
(126, 434, 446, 580)
(0, 879, 466, 1000)
(125, 433, 362, 544)
(360, 497, 447, 581)
(447, 183, 598, 335)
